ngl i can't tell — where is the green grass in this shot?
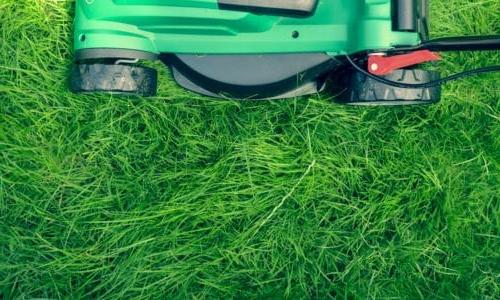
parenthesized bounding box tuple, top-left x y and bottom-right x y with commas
(1, 0, 499, 298)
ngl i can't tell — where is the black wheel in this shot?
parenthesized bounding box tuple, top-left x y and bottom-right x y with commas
(70, 63, 158, 97)
(337, 69, 441, 106)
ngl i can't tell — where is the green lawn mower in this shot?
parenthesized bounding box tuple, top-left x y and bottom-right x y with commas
(71, 0, 500, 105)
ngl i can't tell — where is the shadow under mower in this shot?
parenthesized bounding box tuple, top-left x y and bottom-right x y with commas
(71, 0, 500, 105)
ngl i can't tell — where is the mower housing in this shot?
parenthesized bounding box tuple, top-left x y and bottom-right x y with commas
(74, 0, 428, 57)
(72, 0, 440, 102)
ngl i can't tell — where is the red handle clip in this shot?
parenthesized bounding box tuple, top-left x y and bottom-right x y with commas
(368, 50, 441, 76)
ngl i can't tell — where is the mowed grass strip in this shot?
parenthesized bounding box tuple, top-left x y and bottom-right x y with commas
(0, 0, 499, 298)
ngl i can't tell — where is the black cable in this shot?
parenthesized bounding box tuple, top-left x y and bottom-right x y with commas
(344, 54, 500, 89)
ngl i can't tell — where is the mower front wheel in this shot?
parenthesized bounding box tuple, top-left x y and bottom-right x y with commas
(338, 69, 441, 106)
(70, 63, 158, 97)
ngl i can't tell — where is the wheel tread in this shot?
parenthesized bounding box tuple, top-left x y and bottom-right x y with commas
(339, 69, 441, 106)
(71, 64, 158, 97)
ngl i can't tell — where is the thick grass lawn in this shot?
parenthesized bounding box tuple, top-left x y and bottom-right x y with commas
(1, 0, 499, 298)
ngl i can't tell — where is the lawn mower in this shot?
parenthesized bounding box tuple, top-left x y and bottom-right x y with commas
(71, 0, 500, 105)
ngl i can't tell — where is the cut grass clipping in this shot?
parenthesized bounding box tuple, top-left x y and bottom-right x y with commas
(1, 0, 499, 299)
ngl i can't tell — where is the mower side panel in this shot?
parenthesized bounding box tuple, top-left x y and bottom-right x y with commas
(74, 0, 421, 55)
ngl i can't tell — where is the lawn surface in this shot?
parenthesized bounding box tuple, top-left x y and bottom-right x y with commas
(1, 0, 499, 298)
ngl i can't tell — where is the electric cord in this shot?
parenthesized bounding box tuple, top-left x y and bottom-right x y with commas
(344, 54, 500, 89)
